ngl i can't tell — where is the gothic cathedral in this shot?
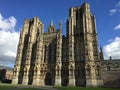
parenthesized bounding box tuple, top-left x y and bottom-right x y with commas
(12, 3, 103, 87)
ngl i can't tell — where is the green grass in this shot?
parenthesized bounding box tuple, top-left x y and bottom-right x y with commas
(17, 88, 42, 90)
(0, 86, 43, 90)
(0, 84, 120, 90)
(0, 86, 17, 90)
(55, 86, 120, 90)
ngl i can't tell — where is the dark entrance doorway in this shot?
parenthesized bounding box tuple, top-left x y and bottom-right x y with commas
(45, 72, 52, 85)
(62, 77, 69, 86)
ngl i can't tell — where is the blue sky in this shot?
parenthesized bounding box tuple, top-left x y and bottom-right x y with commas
(0, 0, 120, 67)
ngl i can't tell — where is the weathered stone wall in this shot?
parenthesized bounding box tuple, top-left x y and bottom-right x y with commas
(101, 60, 120, 88)
(101, 70, 120, 88)
(0, 66, 13, 82)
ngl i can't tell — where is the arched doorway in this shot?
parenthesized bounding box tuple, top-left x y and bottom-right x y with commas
(45, 72, 52, 85)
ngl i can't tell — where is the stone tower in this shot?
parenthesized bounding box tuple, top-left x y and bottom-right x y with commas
(66, 2, 103, 86)
(12, 2, 103, 87)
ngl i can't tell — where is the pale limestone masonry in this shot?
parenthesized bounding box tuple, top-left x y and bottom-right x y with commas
(12, 2, 104, 87)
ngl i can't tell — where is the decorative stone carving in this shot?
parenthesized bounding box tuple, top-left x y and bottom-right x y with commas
(12, 2, 103, 87)
(86, 64, 91, 76)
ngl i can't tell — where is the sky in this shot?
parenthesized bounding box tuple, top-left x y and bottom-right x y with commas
(0, 0, 120, 67)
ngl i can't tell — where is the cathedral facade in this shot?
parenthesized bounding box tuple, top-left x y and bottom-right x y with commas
(12, 3, 103, 87)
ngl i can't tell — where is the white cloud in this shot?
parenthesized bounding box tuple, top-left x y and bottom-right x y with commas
(114, 24, 120, 30)
(0, 14, 16, 32)
(109, 1, 120, 15)
(103, 37, 120, 59)
(0, 13, 20, 67)
(109, 9, 117, 15)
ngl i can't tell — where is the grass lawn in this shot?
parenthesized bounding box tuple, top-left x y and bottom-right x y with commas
(0, 86, 41, 90)
(0, 83, 120, 90)
(0, 85, 44, 90)
(55, 86, 120, 90)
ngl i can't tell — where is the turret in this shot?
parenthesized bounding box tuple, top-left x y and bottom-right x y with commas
(100, 46, 104, 60)
(59, 20, 62, 31)
(83, 2, 90, 14)
(48, 20, 56, 33)
(50, 20, 53, 27)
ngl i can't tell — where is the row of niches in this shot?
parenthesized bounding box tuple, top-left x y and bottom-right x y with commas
(101, 62, 119, 67)
(101, 63, 119, 70)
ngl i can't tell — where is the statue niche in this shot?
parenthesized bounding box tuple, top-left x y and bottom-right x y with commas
(86, 64, 91, 77)
(95, 64, 100, 76)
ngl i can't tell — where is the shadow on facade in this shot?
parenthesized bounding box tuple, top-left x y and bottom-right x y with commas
(61, 63, 69, 86)
(45, 72, 52, 85)
(28, 42, 37, 85)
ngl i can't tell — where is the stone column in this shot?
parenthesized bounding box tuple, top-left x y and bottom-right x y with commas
(32, 35, 44, 86)
(55, 31, 62, 86)
(22, 22, 38, 85)
(82, 3, 103, 87)
(45, 46, 49, 64)
(68, 63, 75, 86)
(12, 45, 23, 84)
(32, 67, 40, 86)
(12, 67, 20, 84)
(55, 64, 61, 86)
(22, 42, 32, 85)
(68, 8, 75, 86)
(39, 68, 45, 86)
(12, 31, 25, 84)
(22, 66, 29, 85)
